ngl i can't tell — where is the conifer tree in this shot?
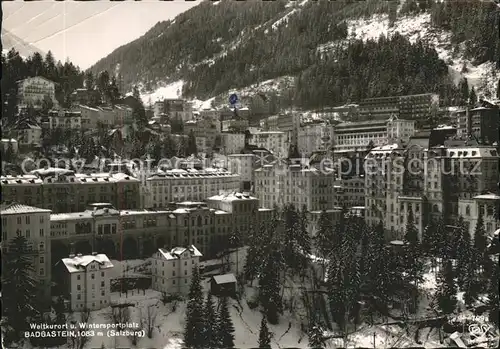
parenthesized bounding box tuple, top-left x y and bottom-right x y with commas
(308, 323, 325, 348)
(487, 261, 499, 327)
(2, 236, 41, 346)
(314, 210, 334, 261)
(203, 293, 220, 348)
(473, 213, 487, 264)
(455, 218, 472, 290)
(435, 259, 457, 315)
(259, 250, 283, 324)
(217, 297, 235, 349)
(184, 267, 205, 349)
(404, 208, 419, 245)
(258, 315, 272, 349)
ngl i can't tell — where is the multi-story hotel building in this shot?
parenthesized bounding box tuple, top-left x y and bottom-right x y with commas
(1, 170, 141, 213)
(458, 193, 500, 238)
(2, 198, 271, 304)
(145, 168, 240, 208)
(456, 107, 500, 145)
(333, 176, 365, 208)
(254, 160, 335, 212)
(298, 122, 334, 157)
(154, 99, 193, 121)
(59, 253, 114, 311)
(228, 154, 255, 191)
(365, 142, 499, 241)
(17, 76, 58, 110)
(221, 133, 246, 155)
(45, 110, 82, 129)
(206, 192, 259, 238)
(184, 118, 219, 151)
(333, 118, 415, 154)
(1, 203, 52, 302)
(151, 245, 202, 295)
(358, 93, 439, 126)
(251, 131, 288, 157)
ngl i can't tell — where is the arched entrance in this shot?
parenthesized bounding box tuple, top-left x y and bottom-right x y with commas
(156, 237, 166, 250)
(122, 237, 138, 260)
(142, 238, 155, 258)
(95, 239, 116, 259)
(74, 240, 92, 255)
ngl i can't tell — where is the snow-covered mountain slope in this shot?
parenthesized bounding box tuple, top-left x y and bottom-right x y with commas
(345, 13, 498, 99)
(142, 8, 497, 109)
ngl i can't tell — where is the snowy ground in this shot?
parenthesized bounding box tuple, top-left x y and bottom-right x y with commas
(345, 13, 498, 98)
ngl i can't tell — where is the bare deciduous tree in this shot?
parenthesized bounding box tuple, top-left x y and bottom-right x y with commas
(112, 306, 130, 325)
(68, 310, 92, 349)
(141, 305, 157, 339)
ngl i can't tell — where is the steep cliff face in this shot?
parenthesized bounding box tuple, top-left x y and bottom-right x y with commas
(89, 0, 500, 107)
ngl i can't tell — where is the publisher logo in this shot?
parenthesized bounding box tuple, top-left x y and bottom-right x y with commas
(468, 323, 491, 337)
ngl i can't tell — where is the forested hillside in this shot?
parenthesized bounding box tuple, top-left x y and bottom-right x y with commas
(89, 0, 500, 108)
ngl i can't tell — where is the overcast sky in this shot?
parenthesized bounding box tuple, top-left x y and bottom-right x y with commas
(2, 0, 198, 69)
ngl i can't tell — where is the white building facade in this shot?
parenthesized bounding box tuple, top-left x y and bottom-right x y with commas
(61, 253, 114, 311)
(1, 203, 52, 301)
(151, 246, 202, 295)
(17, 76, 58, 109)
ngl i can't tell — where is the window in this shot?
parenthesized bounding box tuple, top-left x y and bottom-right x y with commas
(17, 217, 21, 225)
(184, 270, 187, 276)
(173, 280, 176, 285)
(77, 285, 81, 291)
(173, 271, 176, 276)
(39, 242, 44, 251)
(101, 272, 104, 277)
(92, 284, 95, 290)
(91, 273, 95, 279)
(77, 294, 81, 300)
(26, 216, 30, 224)
(39, 229, 44, 237)
(39, 268, 44, 276)
(77, 275, 81, 280)
(26, 230, 30, 238)
(39, 256, 44, 264)
(101, 281, 105, 287)
(185, 261, 187, 266)
(185, 279, 187, 284)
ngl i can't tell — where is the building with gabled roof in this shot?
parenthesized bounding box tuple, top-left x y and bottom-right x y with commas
(59, 252, 114, 311)
(151, 245, 202, 295)
(1, 202, 52, 303)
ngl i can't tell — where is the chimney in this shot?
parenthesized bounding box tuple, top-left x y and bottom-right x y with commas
(69, 253, 75, 258)
(92, 252, 97, 256)
(76, 253, 83, 257)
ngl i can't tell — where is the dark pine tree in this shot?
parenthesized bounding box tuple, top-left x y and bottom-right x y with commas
(487, 261, 499, 327)
(203, 293, 220, 348)
(258, 315, 272, 349)
(435, 259, 457, 315)
(217, 297, 235, 349)
(2, 236, 41, 347)
(184, 267, 205, 349)
(308, 323, 325, 348)
(455, 217, 472, 290)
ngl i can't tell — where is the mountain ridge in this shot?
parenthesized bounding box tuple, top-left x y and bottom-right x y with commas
(89, 0, 500, 108)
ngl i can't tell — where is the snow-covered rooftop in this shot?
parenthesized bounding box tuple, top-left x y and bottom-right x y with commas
(0, 203, 51, 215)
(157, 245, 202, 261)
(62, 254, 114, 273)
(208, 192, 256, 202)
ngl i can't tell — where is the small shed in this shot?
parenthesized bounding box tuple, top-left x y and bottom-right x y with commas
(210, 273, 237, 297)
